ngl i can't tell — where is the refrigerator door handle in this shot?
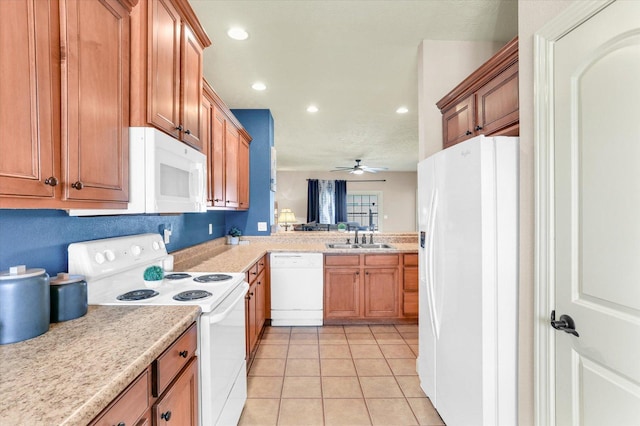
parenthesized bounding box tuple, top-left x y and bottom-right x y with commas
(427, 189, 440, 338)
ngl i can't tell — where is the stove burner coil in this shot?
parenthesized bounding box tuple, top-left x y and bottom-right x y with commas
(164, 273, 192, 280)
(117, 289, 159, 301)
(193, 274, 233, 283)
(173, 290, 213, 301)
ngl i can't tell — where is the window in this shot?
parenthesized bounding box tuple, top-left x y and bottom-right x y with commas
(346, 191, 382, 231)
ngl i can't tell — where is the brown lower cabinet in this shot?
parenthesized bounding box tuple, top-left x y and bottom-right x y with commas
(402, 253, 419, 318)
(324, 253, 417, 323)
(245, 255, 268, 363)
(90, 323, 198, 426)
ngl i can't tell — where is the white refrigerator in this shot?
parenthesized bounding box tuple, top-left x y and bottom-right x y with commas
(417, 135, 518, 426)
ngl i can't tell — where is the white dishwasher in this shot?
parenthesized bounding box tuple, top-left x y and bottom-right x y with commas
(270, 252, 324, 326)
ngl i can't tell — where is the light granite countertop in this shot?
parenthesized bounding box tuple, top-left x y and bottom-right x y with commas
(0, 305, 200, 425)
(174, 233, 418, 273)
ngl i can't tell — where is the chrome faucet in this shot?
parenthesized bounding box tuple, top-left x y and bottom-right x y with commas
(355, 228, 359, 244)
(369, 234, 374, 244)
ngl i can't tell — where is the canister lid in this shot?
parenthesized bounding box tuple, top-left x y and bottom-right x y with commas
(50, 272, 86, 285)
(0, 265, 47, 280)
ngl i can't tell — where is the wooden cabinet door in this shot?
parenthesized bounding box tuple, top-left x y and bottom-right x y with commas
(61, 0, 129, 203)
(224, 124, 239, 208)
(148, 0, 181, 139)
(442, 95, 475, 149)
(324, 268, 360, 318)
(255, 268, 266, 334)
(211, 106, 226, 207)
(90, 369, 150, 426)
(201, 95, 212, 203)
(238, 135, 250, 210)
(179, 24, 203, 150)
(153, 357, 198, 426)
(363, 268, 399, 318)
(476, 62, 519, 137)
(245, 280, 258, 357)
(0, 0, 59, 201)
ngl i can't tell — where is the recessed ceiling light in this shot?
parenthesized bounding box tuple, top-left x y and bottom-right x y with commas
(306, 105, 319, 113)
(251, 82, 266, 91)
(396, 107, 409, 114)
(227, 27, 248, 41)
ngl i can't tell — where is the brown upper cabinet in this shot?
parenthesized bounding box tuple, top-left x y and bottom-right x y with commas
(130, 0, 210, 151)
(437, 37, 519, 149)
(0, 0, 134, 209)
(202, 81, 252, 211)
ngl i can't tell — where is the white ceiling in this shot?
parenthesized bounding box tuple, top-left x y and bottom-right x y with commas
(190, 0, 518, 172)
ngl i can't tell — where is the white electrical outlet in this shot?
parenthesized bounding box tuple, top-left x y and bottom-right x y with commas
(208, 223, 213, 235)
(257, 222, 267, 231)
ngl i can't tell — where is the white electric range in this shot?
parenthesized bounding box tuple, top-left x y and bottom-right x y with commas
(68, 233, 248, 426)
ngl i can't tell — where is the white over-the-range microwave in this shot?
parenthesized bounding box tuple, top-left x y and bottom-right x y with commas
(69, 127, 207, 216)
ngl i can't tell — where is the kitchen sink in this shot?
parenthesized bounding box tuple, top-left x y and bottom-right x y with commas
(326, 243, 395, 250)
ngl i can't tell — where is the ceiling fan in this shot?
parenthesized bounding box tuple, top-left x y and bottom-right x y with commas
(330, 159, 388, 175)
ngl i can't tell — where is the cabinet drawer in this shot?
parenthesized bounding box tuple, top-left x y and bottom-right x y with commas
(325, 254, 360, 267)
(403, 253, 418, 266)
(154, 323, 197, 396)
(247, 262, 259, 283)
(364, 254, 399, 266)
(403, 292, 418, 317)
(90, 368, 150, 426)
(257, 255, 267, 274)
(403, 267, 418, 291)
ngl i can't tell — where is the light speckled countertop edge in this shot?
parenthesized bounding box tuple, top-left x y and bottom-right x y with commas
(66, 307, 200, 425)
(0, 305, 201, 426)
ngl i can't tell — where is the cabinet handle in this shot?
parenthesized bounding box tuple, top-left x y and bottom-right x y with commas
(175, 125, 183, 131)
(214, 198, 221, 202)
(257, 280, 262, 285)
(475, 125, 483, 131)
(71, 181, 84, 190)
(245, 294, 251, 300)
(251, 271, 257, 275)
(179, 350, 188, 358)
(465, 130, 472, 136)
(184, 129, 191, 135)
(116, 422, 125, 426)
(160, 411, 172, 421)
(44, 176, 58, 186)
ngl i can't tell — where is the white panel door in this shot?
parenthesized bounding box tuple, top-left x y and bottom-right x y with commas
(553, 1, 640, 424)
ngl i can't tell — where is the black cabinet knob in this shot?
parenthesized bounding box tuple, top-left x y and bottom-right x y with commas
(44, 176, 58, 186)
(160, 410, 172, 421)
(465, 130, 472, 136)
(175, 125, 183, 131)
(71, 181, 83, 190)
(475, 125, 483, 131)
(184, 129, 191, 135)
(117, 422, 125, 426)
(179, 350, 188, 358)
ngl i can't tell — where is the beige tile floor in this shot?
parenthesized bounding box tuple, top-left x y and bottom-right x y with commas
(238, 324, 445, 426)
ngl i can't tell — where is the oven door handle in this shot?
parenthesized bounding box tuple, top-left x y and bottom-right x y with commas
(206, 282, 249, 324)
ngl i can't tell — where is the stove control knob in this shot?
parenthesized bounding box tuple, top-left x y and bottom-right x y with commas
(152, 241, 160, 250)
(94, 252, 105, 264)
(104, 250, 116, 262)
(130, 245, 142, 256)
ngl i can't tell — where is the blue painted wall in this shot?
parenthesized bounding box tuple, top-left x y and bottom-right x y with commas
(226, 109, 274, 236)
(0, 209, 226, 275)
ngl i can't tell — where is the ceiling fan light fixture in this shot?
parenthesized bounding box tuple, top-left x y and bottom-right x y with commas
(396, 106, 409, 114)
(352, 169, 364, 175)
(251, 82, 267, 91)
(306, 105, 319, 113)
(227, 27, 249, 41)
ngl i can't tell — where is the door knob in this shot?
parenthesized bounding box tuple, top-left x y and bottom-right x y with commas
(550, 310, 579, 337)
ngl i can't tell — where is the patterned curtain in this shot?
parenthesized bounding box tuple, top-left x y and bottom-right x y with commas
(318, 180, 335, 224)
